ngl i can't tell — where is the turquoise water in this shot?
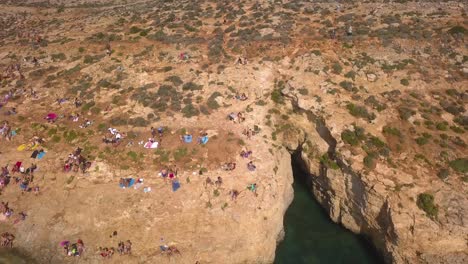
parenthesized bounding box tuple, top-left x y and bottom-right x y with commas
(275, 165, 383, 264)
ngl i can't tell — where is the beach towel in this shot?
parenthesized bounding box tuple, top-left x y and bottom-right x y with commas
(119, 178, 135, 189)
(37, 152, 46, 159)
(172, 180, 180, 192)
(17, 144, 27, 151)
(60, 241, 70, 247)
(144, 141, 158, 149)
(30, 143, 39, 150)
(183, 135, 192, 143)
(31, 150, 39, 158)
(46, 113, 57, 120)
(200, 136, 209, 144)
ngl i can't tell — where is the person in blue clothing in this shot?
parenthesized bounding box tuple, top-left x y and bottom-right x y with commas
(182, 133, 192, 143)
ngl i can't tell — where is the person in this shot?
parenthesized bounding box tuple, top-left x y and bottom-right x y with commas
(13, 212, 27, 224)
(160, 168, 168, 181)
(105, 42, 111, 56)
(247, 161, 256, 171)
(158, 127, 163, 138)
(124, 240, 132, 254)
(237, 112, 245, 122)
(74, 98, 82, 108)
(182, 133, 192, 143)
(100, 247, 109, 258)
(248, 183, 257, 196)
(230, 189, 239, 201)
(77, 239, 85, 256)
(215, 177, 222, 188)
(151, 127, 156, 138)
(347, 25, 353, 36)
(118, 241, 125, 254)
(33, 186, 39, 195)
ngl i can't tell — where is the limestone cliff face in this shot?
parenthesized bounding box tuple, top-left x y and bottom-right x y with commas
(279, 88, 468, 264)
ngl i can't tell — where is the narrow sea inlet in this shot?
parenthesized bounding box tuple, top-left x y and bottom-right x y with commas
(275, 162, 382, 264)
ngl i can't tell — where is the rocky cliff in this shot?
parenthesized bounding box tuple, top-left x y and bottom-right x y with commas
(277, 82, 467, 264)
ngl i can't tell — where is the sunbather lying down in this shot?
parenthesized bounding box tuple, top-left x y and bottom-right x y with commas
(119, 178, 134, 188)
(221, 162, 236, 171)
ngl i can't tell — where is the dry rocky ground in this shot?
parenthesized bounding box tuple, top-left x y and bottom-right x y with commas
(0, 0, 467, 263)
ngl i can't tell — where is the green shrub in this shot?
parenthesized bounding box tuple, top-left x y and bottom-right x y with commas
(51, 53, 66, 61)
(344, 71, 356, 80)
(82, 101, 95, 112)
(207, 92, 222, 109)
(436, 122, 448, 131)
(448, 25, 466, 35)
(182, 82, 202, 91)
(181, 104, 200, 117)
(400, 78, 409, 86)
(383, 126, 402, 138)
(339, 81, 354, 91)
(311, 50, 321, 56)
(63, 130, 78, 143)
(346, 103, 376, 121)
(437, 168, 450, 180)
(449, 158, 468, 173)
(415, 136, 428, 145)
(363, 152, 378, 169)
(332, 62, 343, 74)
(129, 117, 148, 127)
(127, 151, 138, 161)
(417, 193, 438, 219)
(319, 154, 339, 170)
(398, 107, 415, 120)
(298, 88, 308, 95)
(341, 127, 365, 146)
(129, 26, 142, 34)
(173, 147, 188, 161)
(271, 89, 284, 104)
(52, 135, 61, 143)
(165, 75, 183, 86)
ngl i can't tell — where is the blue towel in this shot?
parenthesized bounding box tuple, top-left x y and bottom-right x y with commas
(37, 152, 46, 159)
(183, 135, 192, 143)
(119, 178, 135, 188)
(172, 180, 180, 192)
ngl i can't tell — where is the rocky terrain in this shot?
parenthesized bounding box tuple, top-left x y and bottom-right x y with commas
(0, 0, 466, 263)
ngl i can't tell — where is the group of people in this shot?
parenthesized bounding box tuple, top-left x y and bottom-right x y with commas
(159, 165, 178, 182)
(1, 63, 23, 80)
(205, 176, 223, 188)
(61, 239, 85, 257)
(0, 121, 14, 141)
(228, 112, 246, 123)
(242, 127, 258, 139)
(6, 161, 38, 194)
(63, 148, 92, 173)
(222, 162, 236, 171)
(0, 201, 13, 218)
(99, 240, 132, 258)
(102, 127, 123, 145)
(0, 232, 15, 248)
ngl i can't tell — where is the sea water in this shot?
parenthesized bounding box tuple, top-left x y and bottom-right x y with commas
(275, 164, 383, 264)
